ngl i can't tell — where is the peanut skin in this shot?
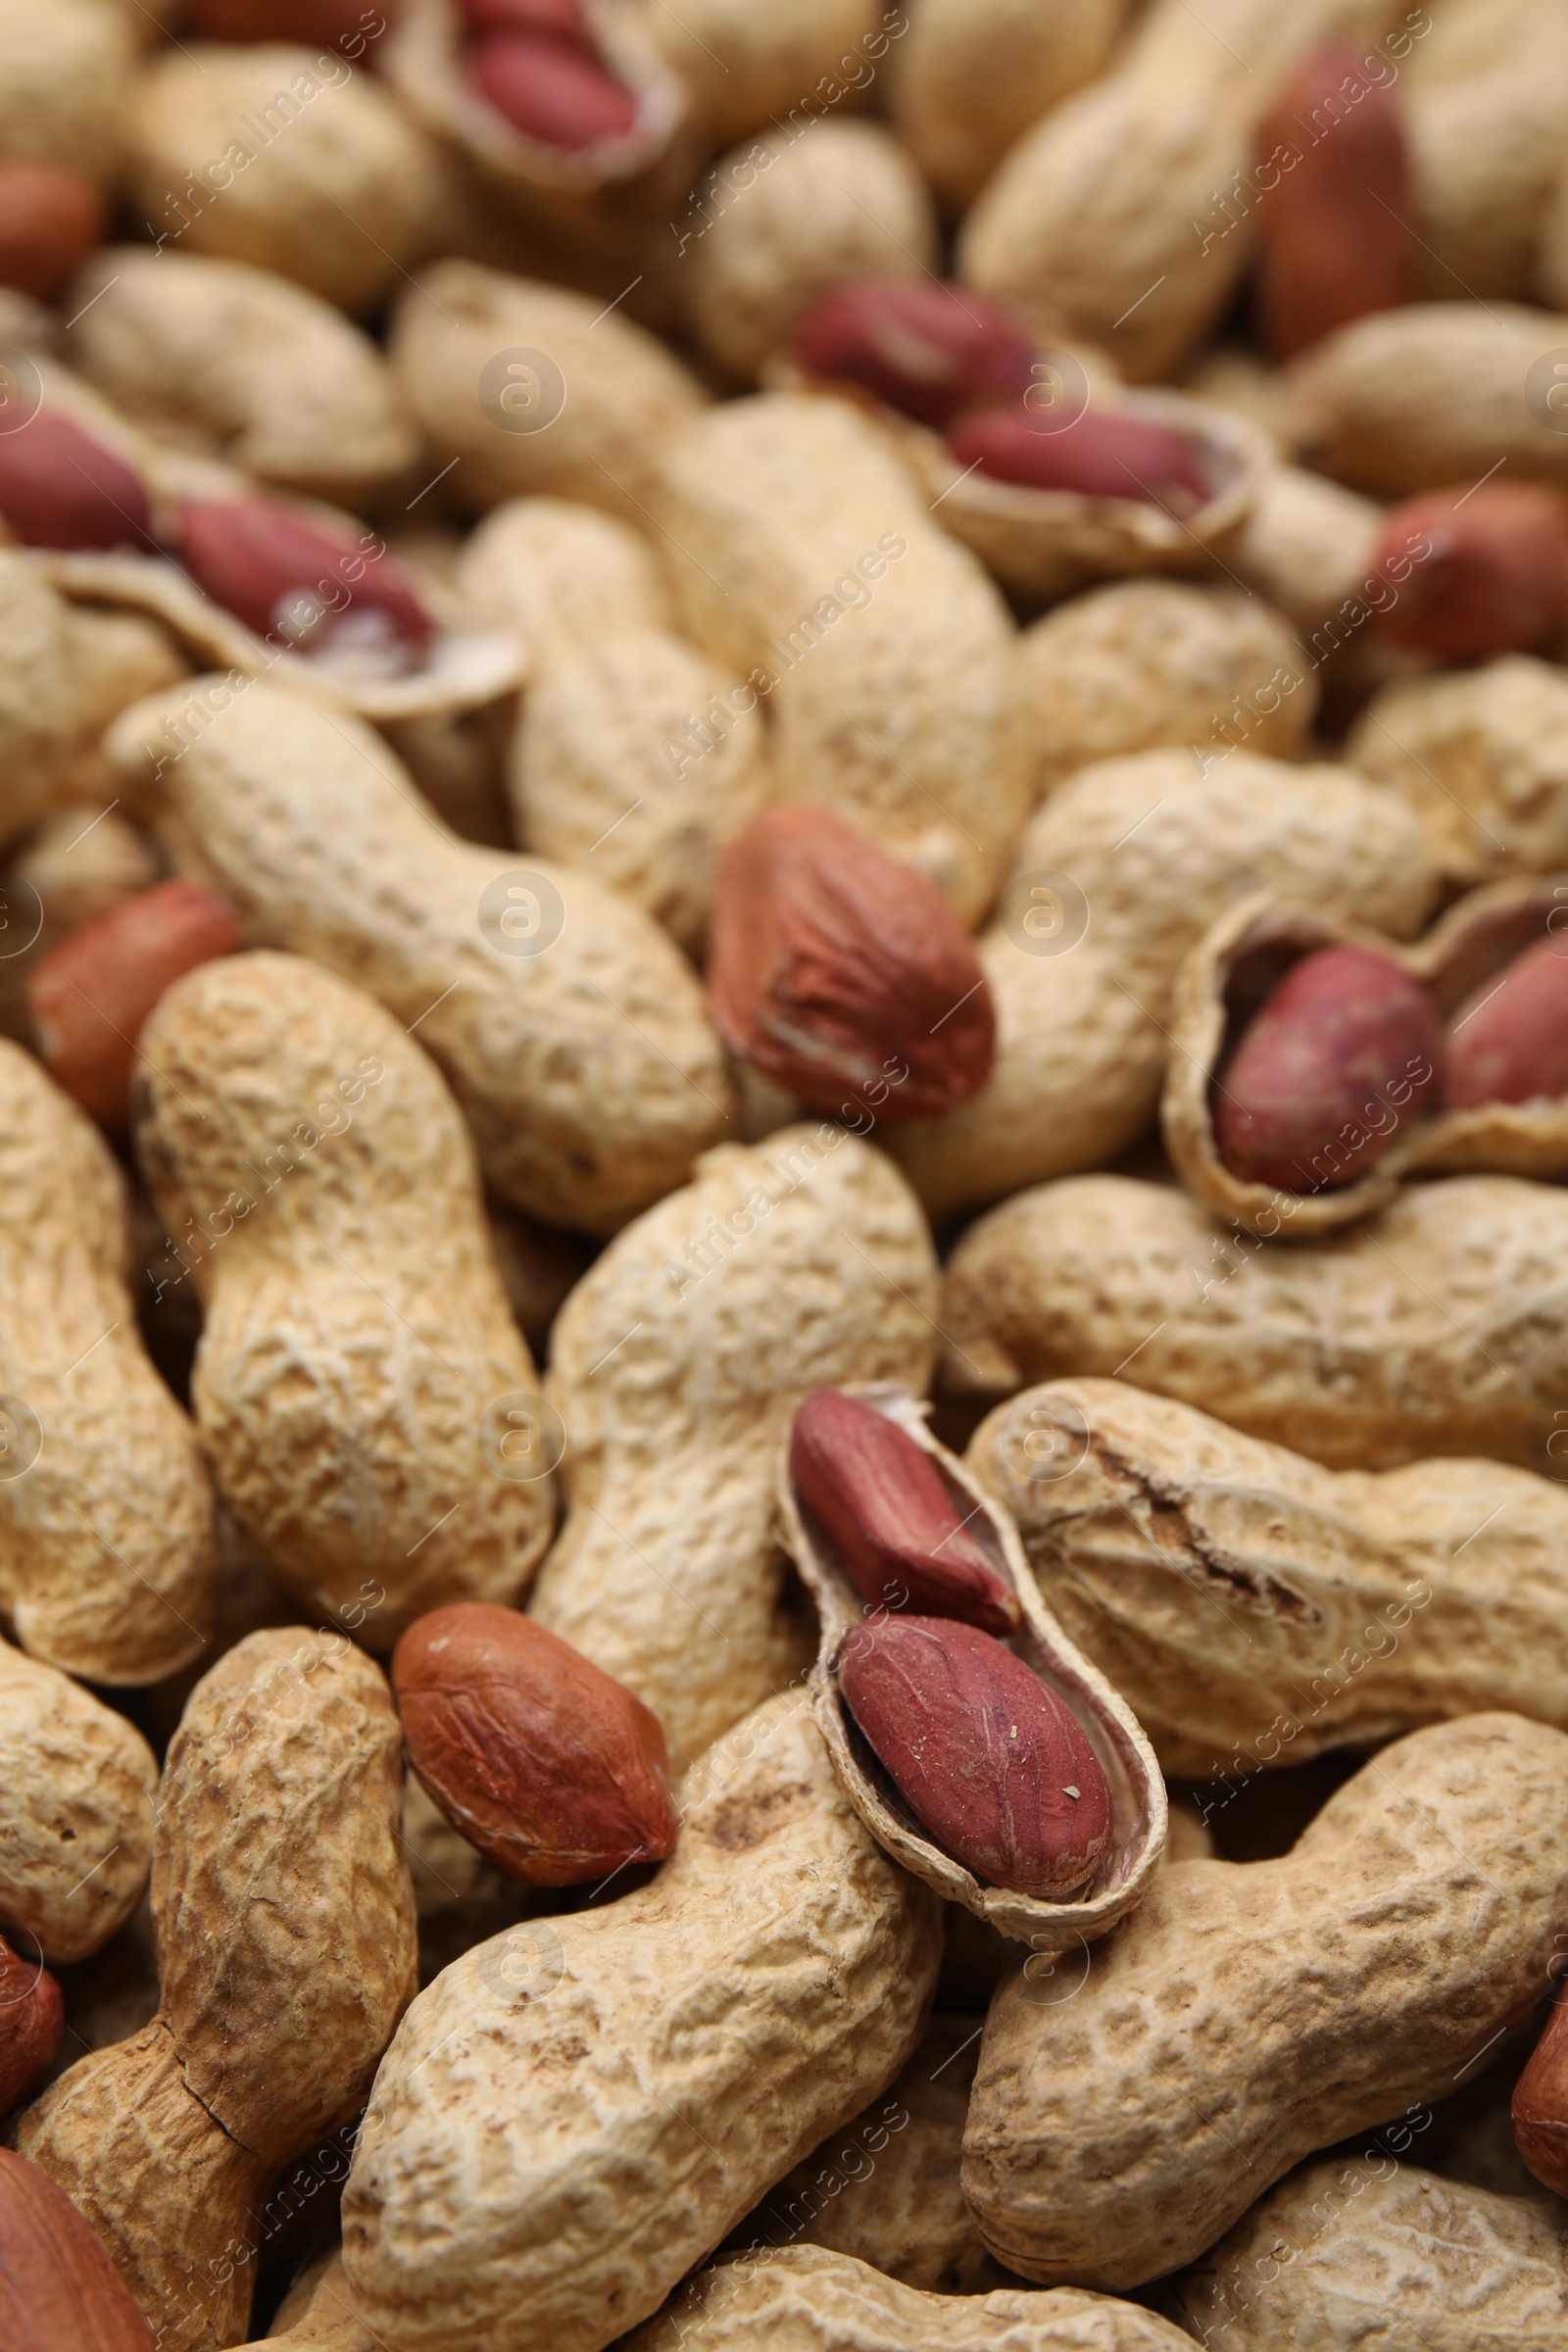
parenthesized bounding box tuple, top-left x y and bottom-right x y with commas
(1448, 939, 1568, 1108)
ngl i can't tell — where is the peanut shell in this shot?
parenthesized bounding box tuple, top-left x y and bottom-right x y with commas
(624, 2245, 1195, 2350)
(259, 2251, 377, 2349)
(0, 1039, 217, 1683)
(1165, 878, 1568, 1235)
(65, 250, 421, 508)
(654, 390, 1028, 925)
(1350, 655, 1568, 890)
(0, 1637, 158, 1964)
(781, 1384, 1165, 1949)
(969, 1376, 1568, 1778)
(106, 677, 733, 1233)
(887, 750, 1441, 1223)
(0, 0, 131, 182)
(529, 1128, 937, 1774)
(1159, 2157, 1568, 2347)
(455, 495, 672, 657)
(389, 263, 709, 523)
(132, 952, 556, 1646)
(0, 553, 82, 845)
(941, 1170, 1568, 1475)
(1404, 0, 1568, 301)
(963, 1712, 1568, 2288)
(19, 1629, 416, 2350)
(340, 1690, 942, 2352)
(637, 0, 888, 147)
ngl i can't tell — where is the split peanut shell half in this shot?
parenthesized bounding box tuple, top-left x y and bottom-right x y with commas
(1165, 875, 1568, 1239)
(778, 1383, 1165, 1949)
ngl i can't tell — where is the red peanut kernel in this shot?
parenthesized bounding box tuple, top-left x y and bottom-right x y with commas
(1212, 944, 1444, 1192)
(0, 1936, 63, 2118)
(0, 412, 153, 554)
(0, 163, 105, 304)
(945, 403, 1211, 514)
(1254, 42, 1417, 361)
(28, 881, 245, 1135)
(790, 1391, 1020, 1637)
(466, 31, 638, 147)
(1372, 484, 1568, 662)
(175, 498, 434, 656)
(790, 279, 1038, 430)
(839, 1614, 1112, 1900)
(1446, 938, 1568, 1110)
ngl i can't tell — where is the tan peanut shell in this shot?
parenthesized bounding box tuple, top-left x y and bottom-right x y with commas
(891, 0, 1132, 212)
(1284, 302, 1568, 496)
(901, 389, 1272, 608)
(654, 391, 1029, 925)
(0, 1637, 157, 1964)
(19, 1629, 416, 2351)
(1166, 879, 1568, 1236)
(389, 263, 709, 524)
(781, 1384, 1165, 1950)
(258, 2252, 377, 2350)
(963, 1712, 1568, 2290)
(682, 121, 938, 382)
(1349, 655, 1568, 891)
(125, 44, 446, 316)
(106, 677, 732, 1233)
(1017, 580, 1314, 796)
(65, 250, 421, 509)
(133, 952, 556, 1647)
(0, 0, 132, 180)
(528, 1128, 937, 1776)
(1220, 461, 1385, 648)
(341, 1690, 942, 2352)
(738, 2013, 1016, 2296)
(0, 1039, 217, 1684)
(1160, 2157, 1568, 2348)
(1403, 0, 1568, 302)
(958, 0, 1409, 381)
(628, 2245, 1194, 2349)
(968, 1377, 1568, 1779)
(887, 750, 1441, 1223)
(940, 1170, 1568, 1476)
(0, 555, 85, 846)
(455, 495, 672, 656)
(381, 0, 692, 244)
(636, 0, 889, 147)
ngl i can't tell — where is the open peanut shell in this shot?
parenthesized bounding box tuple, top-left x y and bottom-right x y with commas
(27, 435, 519, 726)
(381, 0, 696, 249)
(1164, 876, 1568, 1239)
(777, 1382, 1166, 1950)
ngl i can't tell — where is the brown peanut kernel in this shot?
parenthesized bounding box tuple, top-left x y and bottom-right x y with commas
(790, 1390, 1019, 1637)
(839, 1615, 1112, 1900)
(1447, 938, 1568, 1110)
(791, 278, 1037, 429)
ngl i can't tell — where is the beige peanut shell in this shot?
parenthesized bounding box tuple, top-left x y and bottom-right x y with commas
(891, 0, 1133, 212)
(256, 2252, 377, 2349)
(340, 1690, 942, 2352)
(381, 0, 692, 244)
(968, 1377, 1568, 1779)
(0, 1039, 218, 1684)
(389, 263, 709, 524)
(963, 1712, 1568, 2290)
(1017, 580, 1314, 796)
(887, 750, 1441, 1224)
(1284, 302, 1568, 496)
(107, 677, 733, 1233)
(133, 952, 556, 1648)
(738, 2013, 1016, 2297)
(125, 44, 447, 315)
(455, 496, 672, 658)
(1349, 655, 1568, 891)
(529, 1127, 938, 1776)
(958, 0, 1406, 380)
(1159, 2157, 1568, 2348)
(653, 390, 1029, 925)
(780, 1384, 1165, 1950)
(635, 0, 887, 147)
(628, 2246, 1194, 2349)
(941, 1170, 1568, 1476)
(0, 1637, 157, 1964)
(0, 555, 85, 847)
(1165, 879, 1568, 1236)
(1218, 460, 1386, 659)
(0, 0, 132, 179)
(901, 388, 1272, 607)
(19, 1628, 416, 2351)
(1403, 0, 1568, 302)
(682, 121, 938, 382)
(65, 250, 421, 508)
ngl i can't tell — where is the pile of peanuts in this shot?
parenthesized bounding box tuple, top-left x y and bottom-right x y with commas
(10, 0, 1568, 2344)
